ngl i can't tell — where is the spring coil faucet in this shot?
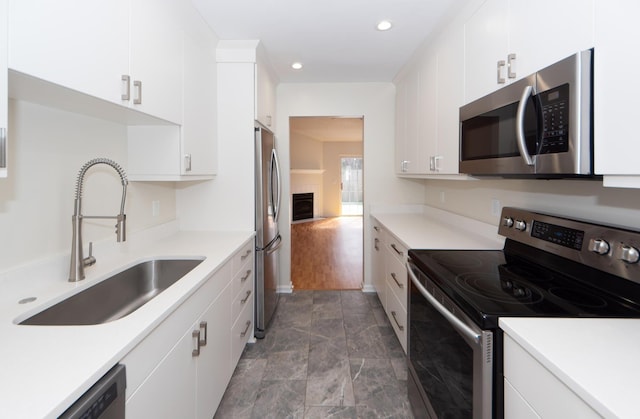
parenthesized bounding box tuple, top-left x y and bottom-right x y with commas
(69, 158, 128, 282)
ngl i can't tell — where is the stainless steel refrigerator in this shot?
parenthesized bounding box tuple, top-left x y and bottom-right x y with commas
(254, 123, 282, 338)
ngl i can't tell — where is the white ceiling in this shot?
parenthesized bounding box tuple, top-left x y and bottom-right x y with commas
(192, 0, 462, 83)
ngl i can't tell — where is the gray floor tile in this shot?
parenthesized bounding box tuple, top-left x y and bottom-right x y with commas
(217, 291, 414, 419)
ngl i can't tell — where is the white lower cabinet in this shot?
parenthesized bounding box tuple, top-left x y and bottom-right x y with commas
(371, 218, 409, 353)
(503, 334, 600, 418)
(122, 241, 254, 418)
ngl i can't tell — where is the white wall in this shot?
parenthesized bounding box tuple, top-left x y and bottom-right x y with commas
(423, 178, 640, 229)
(277, 83, 425, 292)
(0, 100, 177, 273)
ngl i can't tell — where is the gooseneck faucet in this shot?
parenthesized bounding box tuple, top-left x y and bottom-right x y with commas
(69, 158, 128, 282)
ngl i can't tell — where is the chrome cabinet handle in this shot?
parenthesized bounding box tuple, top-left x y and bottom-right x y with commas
(192, 330, 201, 357)
(516, 85, 535, 166)
(133, 80, 142, 104)
(241, 290, 252, 304)
(391, 244, 403, 257)
(241, 249, 252, 260)
(374, 238, 380, 251)
(121, 75, 130, 101)
(373, 225, 380, 232)
(391, 311, 404, 331)
(391, 272, 404, 289)
(507, 53, 517, 79)
(240, 320, 251, 337)
(184, 154, 192, 172)
(497, 60, 506, 84)
(241, 270, 251, 282)
(199, 321, 207, 346)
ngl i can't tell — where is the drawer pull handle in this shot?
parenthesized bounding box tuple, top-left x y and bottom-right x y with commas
(240, 320, 251, 337)
(373, 225, 380, 232)
(199, 321, 207, 346)
(391, 244, 403, 257)
(241, 290, 252, 304)
(391, 272, 404, 289)
(241, 270, 252, 282)
(374, 238, 380, 251)
(391, 311, 404, 331)
(192, 330, 201, 357)
(241, 249, 252, 260)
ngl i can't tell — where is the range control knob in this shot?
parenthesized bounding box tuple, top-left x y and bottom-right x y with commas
(618, 245, 640, 264)
(503, 217, 514, 228)
(588, 238, 610, 255)
(514, 220, 527, 231)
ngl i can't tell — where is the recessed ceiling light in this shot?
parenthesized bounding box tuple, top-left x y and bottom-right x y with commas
(291, 62, 303, 70)
(376, 20, 393, 31)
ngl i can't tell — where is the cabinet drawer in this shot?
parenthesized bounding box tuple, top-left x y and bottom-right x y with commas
(232, 270, 254, 322)
(385, 281, 407, 353)
(503, 335, 599, 418)
(504, 378, 540, 419)
(232, 241, 254, 274)
(386, 252, 407, 310)
(231, 299, 253, 367)
(385, 232, 408, 264)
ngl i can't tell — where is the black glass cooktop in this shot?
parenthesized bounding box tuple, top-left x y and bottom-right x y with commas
(409, 241, 640, 329)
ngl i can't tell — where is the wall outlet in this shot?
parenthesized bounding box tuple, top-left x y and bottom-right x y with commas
(491, 199, 501, 217)
(152, 200, 160, 217)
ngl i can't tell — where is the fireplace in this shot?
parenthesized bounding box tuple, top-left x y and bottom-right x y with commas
(292, 193, 314, 221)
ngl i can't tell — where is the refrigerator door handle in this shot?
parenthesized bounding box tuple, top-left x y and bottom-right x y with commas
(270, 148, 282, 223)
(264, 234, 282, 254)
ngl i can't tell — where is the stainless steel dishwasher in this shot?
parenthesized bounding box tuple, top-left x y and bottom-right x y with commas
(59, 364, 126, 419)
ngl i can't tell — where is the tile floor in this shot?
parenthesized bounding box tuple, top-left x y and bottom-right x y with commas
(214, 290, 415, 418)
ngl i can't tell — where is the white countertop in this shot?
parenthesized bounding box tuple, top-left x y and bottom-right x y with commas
(0, 226, 254, 419)
(371, 205, 505, 250)
(500, 317, 640, 418)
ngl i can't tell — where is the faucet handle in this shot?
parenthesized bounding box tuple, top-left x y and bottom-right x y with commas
(84, 242, 96, 267)
(116, 214, 126, 242)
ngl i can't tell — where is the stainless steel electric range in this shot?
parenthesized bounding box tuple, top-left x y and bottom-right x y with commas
(407, 207, 640, 419)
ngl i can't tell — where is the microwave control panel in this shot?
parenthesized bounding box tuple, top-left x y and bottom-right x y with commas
(539, 83, 570, 154)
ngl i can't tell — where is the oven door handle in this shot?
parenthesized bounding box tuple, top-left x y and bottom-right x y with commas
(407, 262, 481, 345)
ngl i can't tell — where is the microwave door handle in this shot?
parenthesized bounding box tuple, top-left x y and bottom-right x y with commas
(516, 85, 535, 166)
(407, 262, 481, 346)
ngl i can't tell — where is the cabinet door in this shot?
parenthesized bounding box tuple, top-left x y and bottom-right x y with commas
(182, 7, 217, 176)
(126, 327, 197, 418)
(435, 26, 464, 174)
(464, 0, 509, 103)
(256, 59, 277, 129)
(0, 0, 7, 178)
(594, 0, 640, 185)
(129, 0, 183, 124)
(404, 67, 421, 174)
(196, 286, 232, 419)
(508, 0, 594, 79)
(394, 77, 408, 173)
(418, 52, 437, 173)
(8, 0, 129, 105)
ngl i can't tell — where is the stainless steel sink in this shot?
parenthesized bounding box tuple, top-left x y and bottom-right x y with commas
(20, 259, 203, 326)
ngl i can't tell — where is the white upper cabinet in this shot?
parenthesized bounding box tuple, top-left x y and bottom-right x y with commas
(0, 0, 7, 178)
(255, 51, 277, 129)
(464, 0, 594, 103)
(395, 22, 464, 177)
(8, 0, 184, 124)
(594, 0, 640, 187)
(128, 0, 183, 124)
(8, 0, 130, 106)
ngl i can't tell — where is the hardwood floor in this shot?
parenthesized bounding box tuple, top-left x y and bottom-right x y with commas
(291, 217, 363, 290)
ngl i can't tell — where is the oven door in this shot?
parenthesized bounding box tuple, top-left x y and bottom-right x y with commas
(407, 261, 493, 419)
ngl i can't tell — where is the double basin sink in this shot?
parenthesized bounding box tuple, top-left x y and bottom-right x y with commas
(20, 258, 203, 326)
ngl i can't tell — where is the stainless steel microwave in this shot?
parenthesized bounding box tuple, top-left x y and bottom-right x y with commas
(459, 49, 593, 177)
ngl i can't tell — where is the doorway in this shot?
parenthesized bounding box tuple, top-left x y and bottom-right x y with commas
(289, 116, 364, 290)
